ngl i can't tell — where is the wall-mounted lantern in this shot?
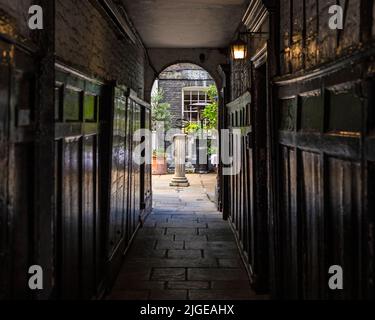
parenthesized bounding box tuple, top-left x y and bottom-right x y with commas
(231, 36, 248, 60)
(230, 32, 269, 61)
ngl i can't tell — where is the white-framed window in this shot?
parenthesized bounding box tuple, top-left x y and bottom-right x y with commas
(182, 87, 210, 124)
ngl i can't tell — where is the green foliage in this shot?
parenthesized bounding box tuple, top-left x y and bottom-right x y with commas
(151, 88, 172, 131)
(202, 85, 218, 129)
(185, 122, 200, 134)
(208, 145, 218, 156)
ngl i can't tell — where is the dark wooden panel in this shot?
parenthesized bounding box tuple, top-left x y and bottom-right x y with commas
(327, 87, 362, 133)
(367, 162, 375, 299)
(82, 135, 97, 299)
(279, 146, 299, 299)
(11, 142, 34, 298)
(300, 151, 324, 299)
(0, 47, 10, 299)
(279, 131, 361, 160)
(0, 40, 36, 299)
(61, 138, 81, 299)
(299, 93, 323, 132)
(280, 98, 297, 131)
(326, 157, 362, 300)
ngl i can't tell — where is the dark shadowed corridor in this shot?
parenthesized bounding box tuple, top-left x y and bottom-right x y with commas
(0, 0, 374, 302)
(109, 175, 263, 300)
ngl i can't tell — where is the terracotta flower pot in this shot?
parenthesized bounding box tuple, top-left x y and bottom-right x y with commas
(152, 155, 167, 175)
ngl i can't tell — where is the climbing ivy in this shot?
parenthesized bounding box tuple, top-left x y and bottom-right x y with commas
(202, 85, 218, 129)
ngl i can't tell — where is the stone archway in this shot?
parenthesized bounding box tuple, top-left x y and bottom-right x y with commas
(144, 48, 227, 102)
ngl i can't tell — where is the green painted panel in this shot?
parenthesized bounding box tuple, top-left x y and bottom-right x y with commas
(84, 94, 96, 121)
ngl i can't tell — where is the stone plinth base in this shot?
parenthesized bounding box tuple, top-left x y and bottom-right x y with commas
(170, 177, 190, 187)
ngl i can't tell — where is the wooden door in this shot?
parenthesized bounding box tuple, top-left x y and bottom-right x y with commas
(54, 66, 103, 299)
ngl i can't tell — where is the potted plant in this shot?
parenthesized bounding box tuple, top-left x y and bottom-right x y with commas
(152, 148, 168, 175)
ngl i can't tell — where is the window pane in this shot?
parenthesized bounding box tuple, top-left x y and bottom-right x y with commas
(184, 91, 190, 101)
(192, 91, 199, 102)
(199, 92, 206, 102)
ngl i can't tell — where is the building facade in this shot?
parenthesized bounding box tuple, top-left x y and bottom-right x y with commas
(156, 63, 216, 128)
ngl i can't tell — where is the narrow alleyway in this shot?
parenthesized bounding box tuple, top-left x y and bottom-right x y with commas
(108, 174, 261, 300)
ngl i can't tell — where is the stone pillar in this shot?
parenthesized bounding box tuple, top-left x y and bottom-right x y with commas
(170, 134, 190, 187)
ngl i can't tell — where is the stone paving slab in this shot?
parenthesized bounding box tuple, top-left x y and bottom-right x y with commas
(123, 257, 219, 269)
(166, 228, 199, 235)
(152, 268, 186, 281)
(108, 174, 263, 300)
(156, 240, 184, 250)
(157, 222, 207, 228)
(168, 249, 203, 259)
(174, 235, 208, 241)
(167, 281, 210, 290)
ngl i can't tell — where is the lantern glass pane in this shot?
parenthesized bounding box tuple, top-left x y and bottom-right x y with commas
(233, 44, 246, 60)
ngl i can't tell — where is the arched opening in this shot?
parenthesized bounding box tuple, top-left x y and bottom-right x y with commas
(150, 62, 220, 212)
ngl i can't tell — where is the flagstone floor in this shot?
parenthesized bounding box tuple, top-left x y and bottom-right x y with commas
(108, 174, 262, 300)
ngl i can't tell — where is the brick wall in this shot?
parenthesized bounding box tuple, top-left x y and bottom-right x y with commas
(55, 0, 147, 98)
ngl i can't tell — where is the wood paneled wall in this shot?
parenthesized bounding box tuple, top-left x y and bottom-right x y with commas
(272, 0, 375, 300)
(53, 68, 152, 299)
(275, 65, 375, 299)
(54, 67, 103, 299)
(0, 39, 37, 299)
